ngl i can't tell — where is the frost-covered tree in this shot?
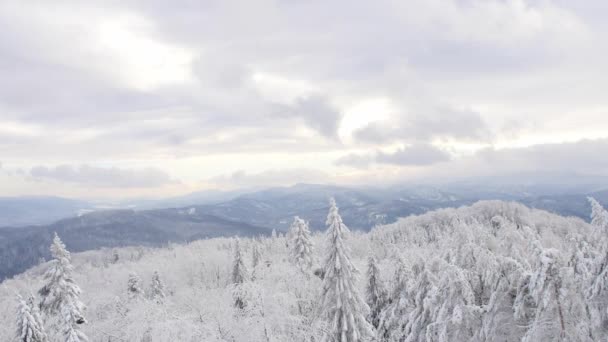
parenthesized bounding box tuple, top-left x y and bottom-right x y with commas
(365, 254, 386, 329)
(38, 233, 87, 342)
(232, 239, 248, 285)
(232, 239, 249, 309)
(127, 273, 144, 301)
(289, 216, 314, 272)
(111, 249, 119, 264)
(251, 242, 262, 269)
(150, 271, 166, 304)
(16, 294, 47, 342)
(319, 198, 373, 342)
(521, 247, 591, 342)
(588, 197, 608, 232)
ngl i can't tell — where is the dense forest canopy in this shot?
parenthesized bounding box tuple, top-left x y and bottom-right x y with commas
(2, 199, 607, 341)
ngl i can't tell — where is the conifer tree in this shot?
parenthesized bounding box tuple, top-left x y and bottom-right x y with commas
(319, 198, 373, 342)
(232, 238, 249, 309)
(16, 294, 48, 342)
(365, 254, 387, 329)
(38, 233, 87, 342)
(289, 216, 314, 272)
(251, 242, 262, 269)
(127, 273, 144, 301)
(588, 197, 608, 232)
(150, 271, 166, 304)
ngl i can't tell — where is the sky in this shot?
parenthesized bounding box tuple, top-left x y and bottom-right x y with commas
(1, 0, 608, 199)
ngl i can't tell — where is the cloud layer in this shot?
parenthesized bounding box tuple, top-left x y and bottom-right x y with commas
(29, 165, 174, 188)
(0, 0, 607, 197)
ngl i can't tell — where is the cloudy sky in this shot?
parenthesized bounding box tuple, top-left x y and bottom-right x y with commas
(1, 0, 607, 199)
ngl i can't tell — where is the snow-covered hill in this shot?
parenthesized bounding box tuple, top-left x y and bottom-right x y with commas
(1, 199, 607, 341)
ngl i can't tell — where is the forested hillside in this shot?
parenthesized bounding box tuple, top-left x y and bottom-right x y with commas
(1, 199, 607, 341)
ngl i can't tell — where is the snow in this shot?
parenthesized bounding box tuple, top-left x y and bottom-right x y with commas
(1, 200, 607, 341)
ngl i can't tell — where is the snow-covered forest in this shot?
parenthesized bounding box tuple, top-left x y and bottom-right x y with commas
(2, 198, 608, 342)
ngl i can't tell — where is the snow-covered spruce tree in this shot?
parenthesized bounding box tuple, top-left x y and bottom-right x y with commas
(588, 197, 608, 232)
(365, 254, 387, 330)
(251, 242, 262, 269)
(289, 216, 314, 272)
(16, 294, 48, 342)
(319, 198, 373, 342)
(232, 238, 249, 309)
(150, 271, 166, 304)
(127, 272, 144, 301)
(38, 233, 87, 341)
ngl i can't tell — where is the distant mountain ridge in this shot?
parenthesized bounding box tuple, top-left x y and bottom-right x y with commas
(1, 182, 607, 282)
(0, 196, 93, 227)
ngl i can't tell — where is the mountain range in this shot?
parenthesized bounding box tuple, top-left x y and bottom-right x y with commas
(1, 182, 607, 281)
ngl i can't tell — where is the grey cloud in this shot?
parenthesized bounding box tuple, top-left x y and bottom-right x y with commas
(269, 95, 343, 139)
(336, 144, 450, 168)
(334, 153, 375, 169)
(418, 138, 608, 183)
(355, 106, 492, 144)
(29, 165, 174, 188)
(290, 96, 342, 139)
(377, 144, 451, 165)
(476, 138, 608, 172)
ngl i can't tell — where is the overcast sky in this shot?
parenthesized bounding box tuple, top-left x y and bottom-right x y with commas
(1, 0, 607, 199)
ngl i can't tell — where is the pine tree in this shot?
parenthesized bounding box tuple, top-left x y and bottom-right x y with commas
(111, 249, 119, 264)
(365, 254, 387, 329)
(150, 271, 166, 304)
(289, 216, 314, 272)
(251, 242, 262, 269)
(588, 197, 608, 232)
(319, 198, 373, 342)
(16, 294, 48, 342)
(38, 233, 87, 342)
(232, 238, 249, 309)
(127, 272, 144, 301)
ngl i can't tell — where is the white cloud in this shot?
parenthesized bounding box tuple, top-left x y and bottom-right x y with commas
(0, 0, 606, 197)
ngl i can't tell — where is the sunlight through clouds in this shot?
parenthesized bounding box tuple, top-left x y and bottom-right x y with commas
(96, 14, 195, 90)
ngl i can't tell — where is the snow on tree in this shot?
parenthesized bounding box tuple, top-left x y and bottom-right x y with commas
(127, 272, 144, 301)
(150, 271, 166, 304)
(426, 261, 482, 341)
(289, 216, 314, 272)
(15, 294, 48, 342)
(382, 262, 438, 342)
(588, 197, 608, 232)
(232, 238, 249, 285)
(319, 198, 373, 342)
(521, 246, 592, 342)
(251, 242, 262, 269)
(38, 233, 87, 342)
(588, 242, 608, 339)
(232, 238, 249, 309)
(111, 249, 119, 264)
(364, 254, 386, 329)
